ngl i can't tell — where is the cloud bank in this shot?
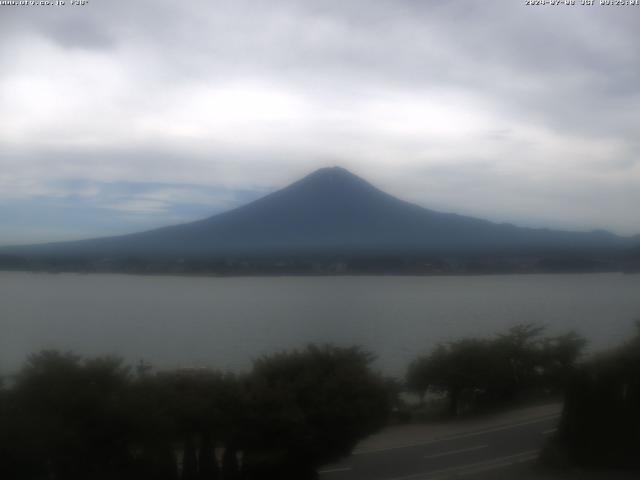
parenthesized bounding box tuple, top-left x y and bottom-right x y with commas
(1, 0, 638, 243)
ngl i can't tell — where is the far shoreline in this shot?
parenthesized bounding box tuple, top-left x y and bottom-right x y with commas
(1, 267, 635, 279)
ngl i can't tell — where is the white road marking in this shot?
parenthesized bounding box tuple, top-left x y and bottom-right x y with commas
(318, 466, 352, 475)
(353, 413, 560, 455)
(423, 444, 488, 460)
(542, 428, 557, 435)
(384, 449, 539, 480)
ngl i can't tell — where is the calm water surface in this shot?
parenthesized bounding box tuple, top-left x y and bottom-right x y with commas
(1, 272, 639, 376)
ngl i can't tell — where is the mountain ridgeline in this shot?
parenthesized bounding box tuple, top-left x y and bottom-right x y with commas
(1, 167, 638, 274)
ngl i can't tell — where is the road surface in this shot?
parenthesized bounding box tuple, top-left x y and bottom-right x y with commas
(318, 405, 561, 480)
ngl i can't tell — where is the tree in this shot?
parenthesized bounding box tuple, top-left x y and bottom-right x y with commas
(557, 322, 640, 469)
(406, 324, 586, 417)
(242, 345, 391, 479)
(128, 368, 241, 480)
(540, 331, 587, 392)
(7, 351, 133, 480)
(0, 345, 392, 480)
(408, 339, 505, 416)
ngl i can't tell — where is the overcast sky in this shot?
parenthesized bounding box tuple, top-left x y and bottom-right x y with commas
(1, 0, 638, 244)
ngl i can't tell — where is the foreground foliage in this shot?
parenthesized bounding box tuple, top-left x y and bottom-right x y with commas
(406, 324, 586, 416)
(554, 323, 640, 470)
(0, 346, 391, 480)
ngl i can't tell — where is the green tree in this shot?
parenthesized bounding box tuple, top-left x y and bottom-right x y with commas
(0, 345, 392, 480)
(408, 339, 504, 416)
(7, 351, 133, 480)
(242, 345, 391, 479)
(407, 324, 586, 417)
(557, 322, 640, 469)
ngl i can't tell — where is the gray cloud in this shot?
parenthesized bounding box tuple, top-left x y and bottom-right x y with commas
(0, 0, 638, 241)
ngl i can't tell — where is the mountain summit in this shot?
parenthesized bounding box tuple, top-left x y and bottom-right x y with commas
(2, 167, 632, 258)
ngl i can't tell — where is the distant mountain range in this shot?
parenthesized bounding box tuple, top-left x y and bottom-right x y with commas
(2, 167, 638, 262)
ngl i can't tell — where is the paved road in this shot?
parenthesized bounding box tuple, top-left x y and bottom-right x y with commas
(318, 412, 560, 480)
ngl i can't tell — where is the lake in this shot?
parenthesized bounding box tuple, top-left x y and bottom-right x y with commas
(1, 271, 639, 376)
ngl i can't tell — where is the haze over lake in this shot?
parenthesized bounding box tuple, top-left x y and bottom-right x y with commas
(1, 271, 639, 376)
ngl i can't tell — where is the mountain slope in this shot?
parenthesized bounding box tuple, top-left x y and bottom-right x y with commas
(1, 167, 633, 258)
